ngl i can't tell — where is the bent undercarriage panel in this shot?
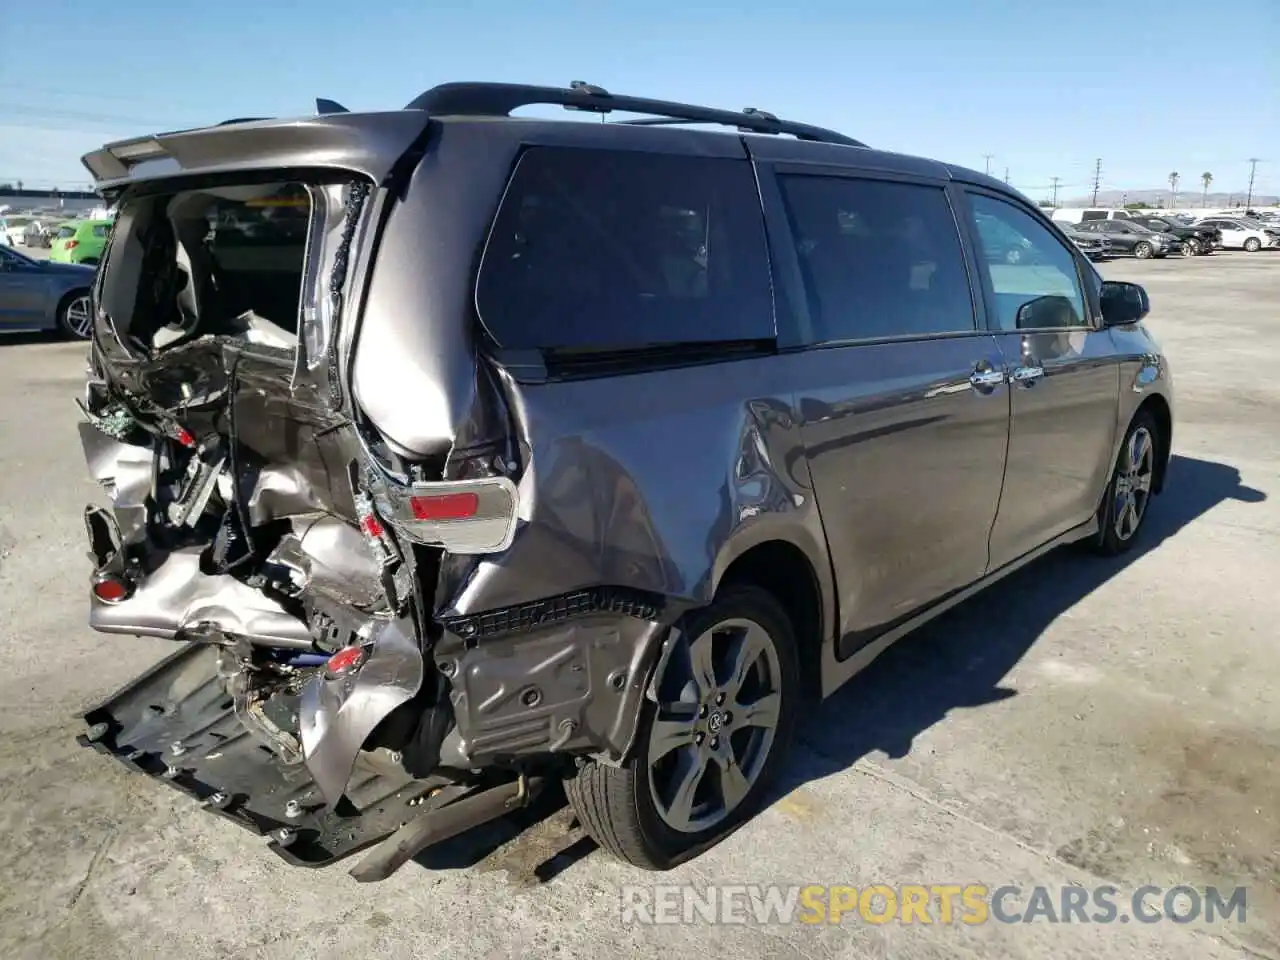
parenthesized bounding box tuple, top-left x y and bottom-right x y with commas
(77, 642, 459, 869)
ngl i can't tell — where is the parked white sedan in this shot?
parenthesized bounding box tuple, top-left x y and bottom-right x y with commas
(1193, 217, 1280, 252)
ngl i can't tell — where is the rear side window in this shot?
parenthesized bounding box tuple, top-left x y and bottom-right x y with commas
(475, 146, 774, 350)
(57, 226, 76, 239)
(1080, 210, 1107, 221)
(777, 176, 975, 342)
(92, 224, 110, 238)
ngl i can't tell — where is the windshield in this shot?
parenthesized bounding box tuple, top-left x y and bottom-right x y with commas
(0, 245, 36, 267)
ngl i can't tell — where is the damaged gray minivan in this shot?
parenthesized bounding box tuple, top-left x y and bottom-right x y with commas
(75, 81, 1173, 878)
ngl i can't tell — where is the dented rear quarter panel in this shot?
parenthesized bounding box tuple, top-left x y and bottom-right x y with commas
(351, 119, 838, 657)
(433, 354, 837, 649)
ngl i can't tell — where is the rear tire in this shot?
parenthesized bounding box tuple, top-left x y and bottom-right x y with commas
(1134, 241, 1153, 259)
(1092, 410, 1159, 556)
(1243, 237, 1262, 253)
(564, 584, 800, 869)
(1182, 238, 1199, 256)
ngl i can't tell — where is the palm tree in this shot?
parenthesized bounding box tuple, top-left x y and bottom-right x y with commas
(1201, 171, 1213, 207)
(1168, 171, 1180, 207)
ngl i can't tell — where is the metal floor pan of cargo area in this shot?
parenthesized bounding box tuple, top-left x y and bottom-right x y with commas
(76, 642, 460, 869)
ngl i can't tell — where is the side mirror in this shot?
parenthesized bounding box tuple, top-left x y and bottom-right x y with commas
(1016, 294, 1080, 329)
(1099, 280, 1149, 327)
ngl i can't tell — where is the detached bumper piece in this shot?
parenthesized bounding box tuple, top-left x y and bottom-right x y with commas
(77, 642, 530, 878)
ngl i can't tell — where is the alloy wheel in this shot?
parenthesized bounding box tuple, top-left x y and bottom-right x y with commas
(647, 617, 782, 834)
(64, 295, 94, 339)
(1113, 426, 1154, 541)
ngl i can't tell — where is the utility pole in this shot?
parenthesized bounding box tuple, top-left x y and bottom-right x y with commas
(1091, 158, 1103, 205)
(1004, 167, 1010, 184)
(1246, 158, 1260, 209)
(1050, 176, 1061, 208)
(983, 154, 994, 175)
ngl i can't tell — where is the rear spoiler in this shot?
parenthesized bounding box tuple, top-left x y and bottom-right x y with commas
(80, 110, 430, 193)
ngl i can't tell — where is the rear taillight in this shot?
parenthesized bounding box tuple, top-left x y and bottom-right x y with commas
(65, 240, 79, 250)
(410, 492, 478, 521)
(370, 476, 518, 555)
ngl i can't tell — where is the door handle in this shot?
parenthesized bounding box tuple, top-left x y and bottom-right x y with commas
(1010, 365, 1044, 385)
(969, 368, 1006, 391)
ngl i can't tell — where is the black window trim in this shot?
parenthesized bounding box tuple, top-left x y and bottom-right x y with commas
(954, 185, 1100, 334)
(760, 163, 989, 351)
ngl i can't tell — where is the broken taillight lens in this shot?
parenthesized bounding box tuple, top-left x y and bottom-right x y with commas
(325, 645, 366, 676)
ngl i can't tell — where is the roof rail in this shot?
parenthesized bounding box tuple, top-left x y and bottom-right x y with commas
(403, 81, 866, 147)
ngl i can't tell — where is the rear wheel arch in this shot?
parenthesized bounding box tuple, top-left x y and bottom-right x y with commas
(716, 539, 826, 700)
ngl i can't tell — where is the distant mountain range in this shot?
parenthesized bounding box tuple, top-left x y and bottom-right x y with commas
(1062, 189, 1278, 208)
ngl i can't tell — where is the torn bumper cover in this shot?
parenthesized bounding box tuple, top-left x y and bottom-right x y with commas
(298, 618, 424, 808)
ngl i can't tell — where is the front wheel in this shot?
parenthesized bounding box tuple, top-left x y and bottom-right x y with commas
(1182, 238, 1200, 256)
(1093, 411, 1159, 555)
(564, 585, 800, 869)
(1243, 237, 1262, 252)
(1134, 241, 1153, 259)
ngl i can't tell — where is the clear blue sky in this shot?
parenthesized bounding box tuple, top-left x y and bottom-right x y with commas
(2, 0, 1277, 202)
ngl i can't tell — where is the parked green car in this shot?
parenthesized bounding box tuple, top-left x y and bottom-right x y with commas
(49, 219, 113, 265)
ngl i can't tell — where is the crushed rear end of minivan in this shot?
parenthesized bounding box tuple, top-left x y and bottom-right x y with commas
(71, 108, 581, 876)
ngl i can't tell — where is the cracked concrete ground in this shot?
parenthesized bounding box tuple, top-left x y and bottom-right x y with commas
(0, 249, 1276, 959)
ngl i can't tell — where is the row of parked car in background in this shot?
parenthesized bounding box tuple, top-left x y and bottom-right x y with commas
(1050, 207, 1280, 261)
(3, 198, 1278, 305)
(0, 212, 115, 264)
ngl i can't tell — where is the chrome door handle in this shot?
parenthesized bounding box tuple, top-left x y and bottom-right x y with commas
(969, 368, 1006, 390)
(1010, 365, 1044, 385)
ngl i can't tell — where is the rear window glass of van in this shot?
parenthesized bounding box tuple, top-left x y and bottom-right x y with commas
(57, 225, 77, 239)
(475, 146, 775, 351)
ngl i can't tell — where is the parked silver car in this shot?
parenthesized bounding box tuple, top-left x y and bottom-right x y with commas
(73, 81, 1174, 879)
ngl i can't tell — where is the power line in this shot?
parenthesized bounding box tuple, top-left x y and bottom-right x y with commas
(0, 101, 196, 130)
